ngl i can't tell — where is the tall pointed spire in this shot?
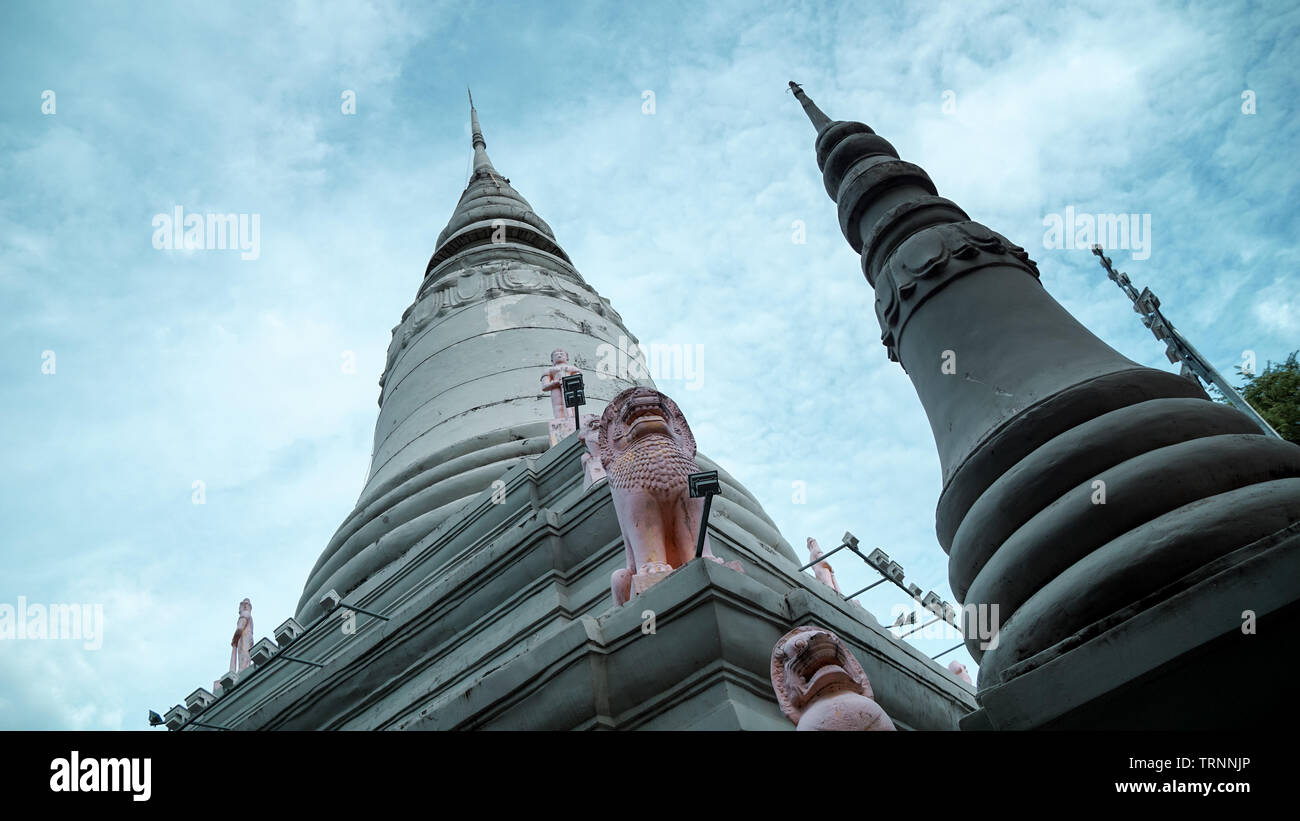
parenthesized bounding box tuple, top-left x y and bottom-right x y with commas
(176, 89, 971, 738)
(293, 91, 799, 633)
(788, 81, 831, 132)
(789, 81, 1300, 729)
(468, 88, 493, 174)
(426, 91, 569, 271)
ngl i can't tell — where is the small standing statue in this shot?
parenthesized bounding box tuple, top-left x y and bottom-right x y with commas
(948, 660, 973, 685)
(770, 625, 896, 731)
(578, 413, 606, 490)
(540, 348, 581, 446)
(806, 537, 863, 609)
(807, 537, 842, 593)
(229, 598, 254, 673)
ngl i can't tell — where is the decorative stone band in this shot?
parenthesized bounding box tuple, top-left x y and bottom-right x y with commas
(377, 254, 632, 401)
(426, 217, 570, 272)
(809, 116, 1041, 363)
(432, 177, 560, 257)
(418, 239, 590, 300)
(416, 260, 615, 323)
(873, 220, 1040, 363)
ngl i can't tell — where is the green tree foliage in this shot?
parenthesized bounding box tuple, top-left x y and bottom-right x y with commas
(1214, 351, 1300, 444)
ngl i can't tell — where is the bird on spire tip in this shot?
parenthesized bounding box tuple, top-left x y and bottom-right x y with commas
(788, 80, 832, 132)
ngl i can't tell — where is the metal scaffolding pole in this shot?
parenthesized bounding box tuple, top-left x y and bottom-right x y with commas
(1092, 245, 1280, 439)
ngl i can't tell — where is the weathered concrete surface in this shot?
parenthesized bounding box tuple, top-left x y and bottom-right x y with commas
(180, 100, 974, 732)
(188, 434, 973, 730)
(295, 101, 794, 623)
(966, 522, 1300, 729)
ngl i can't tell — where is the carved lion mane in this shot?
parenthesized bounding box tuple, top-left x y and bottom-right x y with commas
(770, 625, 871, 723)
(597, 387, 699, 494)
(597, 387, 695, 464)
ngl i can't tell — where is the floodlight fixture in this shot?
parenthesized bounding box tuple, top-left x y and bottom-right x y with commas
(319, 589, 342, 612)
(842, 530, 864, 558)
(689, 470, 721, 558)
(163, 705, 191, 731)
(185, 688, 216, 714)
(891, 610, 918, 629)
(941, 601, 957, 624)
(273, 617, 305, 647)
(562, 373, 585, 430)
(689, 470, 720, 498)
(921, 590, 942, 610)
(899, 614, 944, 639)
(886, 561, 905, 583)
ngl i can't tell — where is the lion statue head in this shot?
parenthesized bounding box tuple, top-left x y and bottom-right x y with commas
(770, 626, 871, 725)
(597, 387, 696, 476)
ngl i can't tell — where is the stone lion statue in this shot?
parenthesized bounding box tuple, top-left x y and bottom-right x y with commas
(770, 625, 896, 731)
(598, 387, 738, 606)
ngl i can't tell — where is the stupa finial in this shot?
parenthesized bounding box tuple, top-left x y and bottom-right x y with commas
(468, 87, 487, 154)
(788, 81, 832, 132)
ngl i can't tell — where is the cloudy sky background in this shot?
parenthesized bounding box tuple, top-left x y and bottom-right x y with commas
(1, 0, 1296, 728)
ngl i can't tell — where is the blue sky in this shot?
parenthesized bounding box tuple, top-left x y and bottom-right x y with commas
(1, 0, 1296, 729)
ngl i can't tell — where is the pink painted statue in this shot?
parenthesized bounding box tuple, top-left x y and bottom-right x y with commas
(578, 413, 606, 490)
(806, 537, 863, 609)
(540, 348, 580, 419)
(948, 660, 973, 685)
(229, 598, 253, 673)
(599, 387, 741, 606)
(541, 349, 581, 445)
(770, 625, 897, 731)
(807, 537, 842, 593)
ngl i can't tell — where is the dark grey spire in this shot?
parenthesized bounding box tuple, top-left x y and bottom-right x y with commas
(789, 81, 832, 132)
(790, 78, 1300, 731)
